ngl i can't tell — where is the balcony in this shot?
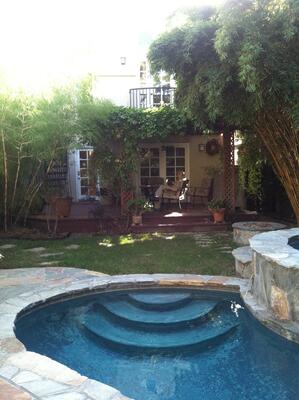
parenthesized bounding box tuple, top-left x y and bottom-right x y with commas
(129, 86, 175, 109)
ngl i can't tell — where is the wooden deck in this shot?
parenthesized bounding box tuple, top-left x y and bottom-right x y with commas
(28, 202, 234, 234)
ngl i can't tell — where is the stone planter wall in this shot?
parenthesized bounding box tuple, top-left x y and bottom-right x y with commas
(233, 221, 286, 245)
(250, 228, 299, 322)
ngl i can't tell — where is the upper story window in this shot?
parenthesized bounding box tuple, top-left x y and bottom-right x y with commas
(140, 61, 147, 84)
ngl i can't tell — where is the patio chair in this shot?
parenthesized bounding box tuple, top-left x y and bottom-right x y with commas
(142, 177, 164, 206)
(161, 179, 189, 209)
(187, 178, 213, 207)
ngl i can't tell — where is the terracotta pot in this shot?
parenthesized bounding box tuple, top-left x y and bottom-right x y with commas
(53, 197, 72, 218)
(132, 215, 142, 226)
(209, 208, 225, 223)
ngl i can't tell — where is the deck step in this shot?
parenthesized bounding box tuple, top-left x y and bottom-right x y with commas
(94, 298, 218, 330)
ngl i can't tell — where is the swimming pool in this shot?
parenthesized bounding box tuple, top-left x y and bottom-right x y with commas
(15, 289, 299, 400)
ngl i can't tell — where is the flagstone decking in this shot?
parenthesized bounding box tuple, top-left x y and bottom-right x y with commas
(0, 267, 249, 399)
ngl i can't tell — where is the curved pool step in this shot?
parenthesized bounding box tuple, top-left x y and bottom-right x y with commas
(126, 291, 192, 311)
(83, 311, 239, 355)
(94, 299, 219, 331)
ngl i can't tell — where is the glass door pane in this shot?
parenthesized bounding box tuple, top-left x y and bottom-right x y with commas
(140, 147, 160, 185)
(79, 149, 96, 197)
(165, 146, 185, 181)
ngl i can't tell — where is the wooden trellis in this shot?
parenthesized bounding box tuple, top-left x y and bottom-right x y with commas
(223, 132, 236, 210)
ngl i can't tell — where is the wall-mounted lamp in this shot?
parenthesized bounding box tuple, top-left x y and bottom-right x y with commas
(198, 144, 206, 152)
(120, 56, 126, 65)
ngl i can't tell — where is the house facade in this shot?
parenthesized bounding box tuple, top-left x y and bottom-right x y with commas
(65, 54, 229, 206)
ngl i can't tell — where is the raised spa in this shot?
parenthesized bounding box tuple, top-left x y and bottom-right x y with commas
(15, 288, 299, 400)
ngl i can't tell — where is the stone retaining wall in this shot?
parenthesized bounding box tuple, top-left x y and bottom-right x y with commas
(250, 228, 299, 323)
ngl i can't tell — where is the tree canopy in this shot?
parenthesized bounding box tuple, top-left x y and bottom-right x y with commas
(149, 0, 299, 222)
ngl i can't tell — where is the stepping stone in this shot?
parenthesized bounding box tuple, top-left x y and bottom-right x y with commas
(40, 252, 64, 258)
(0, 244, 16, 250)
(65, 244, 80, 250)
(25, 247, 46, 253)
(232, 246, 253, 278)
(38, 261, 59, 266)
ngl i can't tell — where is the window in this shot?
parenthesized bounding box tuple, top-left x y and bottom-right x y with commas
(139, 144, 188, 186)
(165, 146, 185, 181)
(140, 147, 160, 186)
(140, 61, 147, 83)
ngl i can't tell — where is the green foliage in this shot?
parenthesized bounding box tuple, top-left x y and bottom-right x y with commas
(0, 234, 236, 276)
(80, 104, 194, 196)
(149, 0, 299, 220)
(0, 84, 81, 229)
(127, 198, 152, 215)
(148, 6, 251, 130)
(207, 198, 226, 211)
(149, 0, 299, 128)
(238, 133, 265, 198)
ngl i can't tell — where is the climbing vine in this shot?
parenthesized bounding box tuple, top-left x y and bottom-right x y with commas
(79, 103, 197, 198)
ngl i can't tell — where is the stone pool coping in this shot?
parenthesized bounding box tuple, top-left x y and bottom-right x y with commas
(250, 227, 299, 268)
(0, 267, 250, 400)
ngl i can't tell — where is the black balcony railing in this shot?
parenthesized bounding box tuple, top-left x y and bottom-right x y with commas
(129, 86, 175, 109)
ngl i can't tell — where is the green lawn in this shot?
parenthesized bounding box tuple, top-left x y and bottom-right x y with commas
(0, 233, 236, 276)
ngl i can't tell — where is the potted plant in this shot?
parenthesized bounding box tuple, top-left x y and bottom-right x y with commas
(127, 198, 152, 225)
(208, 199, 226, 223)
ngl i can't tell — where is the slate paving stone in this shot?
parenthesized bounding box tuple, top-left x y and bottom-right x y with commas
(38, 261, 59, 266)
(44, 393, 87, 400)
(25, 247, 46, 253)
(0, 378, 31, 400)
(65, 244, 80, 250)
(0, 244, 16, 250)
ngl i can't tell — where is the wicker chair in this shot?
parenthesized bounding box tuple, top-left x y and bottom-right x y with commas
(187, 178, 213, 207)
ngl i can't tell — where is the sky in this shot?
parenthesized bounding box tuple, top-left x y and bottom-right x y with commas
(0, 0, 224, 93)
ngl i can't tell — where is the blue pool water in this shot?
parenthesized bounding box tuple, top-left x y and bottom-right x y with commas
(288, 235, 299, 250)
(15, 289, 299, 400)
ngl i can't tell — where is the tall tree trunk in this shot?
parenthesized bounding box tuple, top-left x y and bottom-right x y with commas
(14, 160, 41, 225)
(22, 158, 54, 226)
(255, 110, 299, 225)
(10, 149, 22, 224)
(1, 129, 8, 231)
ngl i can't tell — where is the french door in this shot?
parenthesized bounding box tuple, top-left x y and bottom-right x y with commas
(75, 148, 97, 200)
(139, 144, 189, 186)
